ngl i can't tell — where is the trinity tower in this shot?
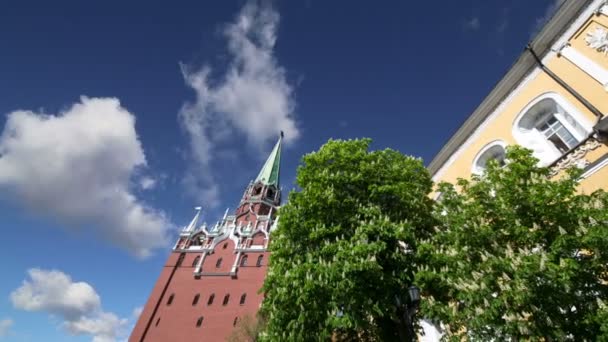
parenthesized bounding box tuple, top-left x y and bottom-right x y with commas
(130, 134, 283, 341)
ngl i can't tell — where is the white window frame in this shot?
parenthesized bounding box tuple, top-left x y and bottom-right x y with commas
(512, 92, 593, 165)
(471, 140, 507, 175)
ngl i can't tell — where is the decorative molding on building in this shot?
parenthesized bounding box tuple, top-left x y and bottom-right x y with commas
(585, 27, 608, 55)
(549, 139, 602, 176)
(581, 152, 608, 178)
(599, 2, 608, 15)
(557, 43, 608, 91)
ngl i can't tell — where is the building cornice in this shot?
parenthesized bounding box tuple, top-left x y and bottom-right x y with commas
(428, 0, 597, 178)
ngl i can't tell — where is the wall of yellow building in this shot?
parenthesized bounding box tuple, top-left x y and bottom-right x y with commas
(433, 10, 608, 194)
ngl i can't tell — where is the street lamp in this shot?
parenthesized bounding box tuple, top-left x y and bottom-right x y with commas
(396, 285, 421, 342)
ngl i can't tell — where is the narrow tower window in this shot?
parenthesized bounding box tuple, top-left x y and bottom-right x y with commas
(240, 293, 247, 305)
(192, 256, 200, 267)
(256, 255, 263, 267)
(240, 255, 248, 266)
(223, 294, 230, 306)
(233, 317, 239, 326)
(266, 188, 275, 200)
(167, 293, 174, 306)
(196, 316, 204, 328)
(192, 294, 200, 306)
(216, 258, 223, 268)
(207, 294, 215, 305)
(155, 317, 161, 327)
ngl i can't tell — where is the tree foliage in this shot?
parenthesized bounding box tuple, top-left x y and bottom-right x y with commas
(227, 314, 265, 342)
(260, 139, 436, 341)
(417, 147, 608, 340)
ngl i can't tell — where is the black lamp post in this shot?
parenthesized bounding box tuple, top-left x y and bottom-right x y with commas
(396, 285, 421, 342)
(405, 286, 421, 341)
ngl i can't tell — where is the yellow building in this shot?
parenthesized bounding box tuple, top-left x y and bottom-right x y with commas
(429, 0, 608, 194)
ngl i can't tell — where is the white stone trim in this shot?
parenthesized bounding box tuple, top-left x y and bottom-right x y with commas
(581, 154, 608, 179)
(558, 44, 608, 91)
(600, 2, 608, 16)
(431, 68, 541, 182)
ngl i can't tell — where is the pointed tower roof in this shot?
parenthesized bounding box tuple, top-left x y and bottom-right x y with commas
(255, 132, 283, 187)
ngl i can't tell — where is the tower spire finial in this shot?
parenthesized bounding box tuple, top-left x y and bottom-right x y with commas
(254, 133, 282, 187)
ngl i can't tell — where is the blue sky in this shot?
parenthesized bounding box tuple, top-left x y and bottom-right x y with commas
(0, 0, 563, 340)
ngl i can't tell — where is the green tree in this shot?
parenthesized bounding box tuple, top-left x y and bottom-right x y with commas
(260, 139, 436, 341)
(417, 147, 608, 340)
(226, 314, 265, 342)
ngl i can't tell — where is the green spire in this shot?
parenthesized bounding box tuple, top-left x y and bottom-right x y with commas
(255, 132, 283, 187)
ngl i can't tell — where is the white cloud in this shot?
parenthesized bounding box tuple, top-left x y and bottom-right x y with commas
(464, 17, 480, 31)
(0, 96, 172, 257)
(131, 306, 143, 319)
(10, 269, 127, 342)
(66, 312, 126, 342)
(0, 318, 13, 338)
(139, 176, 156, 190)
(179, 0, 299, 207)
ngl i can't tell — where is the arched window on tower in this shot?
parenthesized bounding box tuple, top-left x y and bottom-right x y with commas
(216, 258, 223, 268)
(240, 293, 247, 305)
(233, 317, 239, 326)
(223, 294, 230, 306)
(256, 255, 263, 267)
(196, 316, 204, 328)
(240, 255, 248, 266)
(155, 317, 161, 327)
(166, 293, 174, 306)
(192, 256, 200, 267)
(192, 294, 200, 306)
(207, 293, 215, 305)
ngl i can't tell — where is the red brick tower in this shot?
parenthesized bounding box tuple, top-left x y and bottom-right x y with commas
(130, 134, 283, 342)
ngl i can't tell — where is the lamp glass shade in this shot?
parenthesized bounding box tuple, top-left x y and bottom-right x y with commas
(408, 286, 420, 303)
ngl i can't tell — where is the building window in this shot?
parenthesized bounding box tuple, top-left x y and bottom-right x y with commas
(256, 255, 263, 267)
(176, 253, 185, 267)
(233, 317, 239, 327)
(472, 141, 507, 175)
(216, 258, 223, 268)
(537, 115, 578, 153)
(192, 293, 200, 306)
(266, 188, 275, 200)
(240, 255, 248, 266)
(223, 294, 230, 306)
(155, 317, 161, 327)
(192, 256, 200, 268)
(240, 293, 247, 305)
(513, 93, 592, 165)
(208, 294, 215, 305)
(223, 242, 228, 249)
(196, 316, 204, 328)
(166, 293, 175, 306)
